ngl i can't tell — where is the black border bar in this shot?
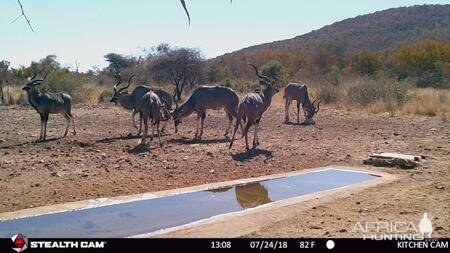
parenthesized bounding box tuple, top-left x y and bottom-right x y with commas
(1, 238, 449, 253)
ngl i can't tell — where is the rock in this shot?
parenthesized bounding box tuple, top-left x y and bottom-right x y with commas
(339, 229, 347, 233)
(33, 183, 40, 187)
(99, 153, 107, 160)
(363, 152, 420, 169)
(435, 185, 445, 190)
(209, 169, 215, 173)
(430, 128, 437, 132)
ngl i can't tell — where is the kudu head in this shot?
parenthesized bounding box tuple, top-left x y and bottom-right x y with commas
(306, 98, 321, 119)
(109, 70, 135, 105)
(171, 100, 181, 133)
(22, 71, 49, 92)
(247, 63, 280, 94)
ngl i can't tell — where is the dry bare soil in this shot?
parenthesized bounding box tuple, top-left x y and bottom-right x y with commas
(0, 99, 449, 237)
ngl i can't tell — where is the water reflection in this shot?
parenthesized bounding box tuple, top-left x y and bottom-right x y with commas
(208, 182, 272, 209)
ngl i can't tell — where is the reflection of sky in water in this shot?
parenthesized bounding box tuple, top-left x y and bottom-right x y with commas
(0, 169, 377, 238)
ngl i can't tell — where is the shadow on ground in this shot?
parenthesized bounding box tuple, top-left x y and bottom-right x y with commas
(231, 148, 273, 162)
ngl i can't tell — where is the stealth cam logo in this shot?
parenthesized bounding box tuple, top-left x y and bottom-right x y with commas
(11, 234, 28, 252)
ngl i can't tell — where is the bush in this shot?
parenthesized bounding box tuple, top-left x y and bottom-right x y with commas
(317, 85, 339, 104)
(348, 79, 407, 106)
(350, 49, 384, 76)
(389, 39, 450, 87)
(98, 89, 114, 103)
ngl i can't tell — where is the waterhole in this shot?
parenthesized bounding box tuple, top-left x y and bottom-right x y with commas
(0, 169, 378, 237)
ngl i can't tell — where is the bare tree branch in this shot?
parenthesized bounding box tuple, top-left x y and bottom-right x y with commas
(12, 0, 35, 32)
(180, 0, 232, 26)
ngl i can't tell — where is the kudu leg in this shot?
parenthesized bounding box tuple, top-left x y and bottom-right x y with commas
(63, 113, 70, 137)
(156, 121, 162, 147)
(71, 115, 76, 136)
(141, 117, 148, 145)
(42, 113, 49, 141)
(252, 122, 258, 148)
(138, 112, 143, 136)
(160, 108, 170, 133)
(243, 121, 252, 150)
(150, 119, 154, 141)
(194, 113, 202, 139)
(38, 114, 45, 141)
(132, 110, 138, 129)
(228, 117, 241, 149)
(285, 98, 291, 123)
(302, 104, 308, 119)
(199, 112, 206, 139)
(224, 112, 233, 137)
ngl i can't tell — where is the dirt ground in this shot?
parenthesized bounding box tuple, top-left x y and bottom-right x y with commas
(0, 97, 449, 237)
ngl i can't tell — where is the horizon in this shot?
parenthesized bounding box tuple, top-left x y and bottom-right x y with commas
(0, 1, 447, 72)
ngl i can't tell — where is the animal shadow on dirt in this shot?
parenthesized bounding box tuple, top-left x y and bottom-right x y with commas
(127, 143, 150, 154)
(283, 121, 315, 126)
(231, 148, 273, 162)
(168, 137, 229, 145)
(0, 136, 63, 149)
(96, 133, 140, 144)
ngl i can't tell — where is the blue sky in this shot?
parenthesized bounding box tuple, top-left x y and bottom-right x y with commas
(0, 0, 447, 72)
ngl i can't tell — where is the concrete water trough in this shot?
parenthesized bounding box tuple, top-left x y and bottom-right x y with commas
(0, 167, 397, 238)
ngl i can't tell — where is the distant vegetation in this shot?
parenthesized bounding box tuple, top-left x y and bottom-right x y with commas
(0, 5, 449, 117)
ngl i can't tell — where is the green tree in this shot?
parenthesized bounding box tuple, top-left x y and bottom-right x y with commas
(261, 60, 283, 78)
(389, 39, 450, 87)
(350, 49, 384, 76)
(150, 44, 204, 102)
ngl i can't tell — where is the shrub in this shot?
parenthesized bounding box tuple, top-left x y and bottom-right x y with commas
(350, 49, 384, 76)
(389, 39, 450, 87)
(347, 79, 407, 106)
(317, 85, 339, 104)
(98, 89, 114, 103)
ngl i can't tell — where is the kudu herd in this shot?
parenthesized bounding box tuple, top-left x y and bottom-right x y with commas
(22, 64, 320, 151)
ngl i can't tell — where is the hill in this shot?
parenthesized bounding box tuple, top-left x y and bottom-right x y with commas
(216, 4, 450, 59)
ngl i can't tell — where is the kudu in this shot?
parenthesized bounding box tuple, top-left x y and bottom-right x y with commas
(229, 64, 279, 150)
(22, 73, 76, 141)
(171, 86, 241, 140)
(283, 83, 321, 124)
(135, 90, 163, 147)
(109, 72, 172, 134)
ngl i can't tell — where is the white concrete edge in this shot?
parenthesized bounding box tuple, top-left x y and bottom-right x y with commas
(129, 173, 390, 238)
(0, 166, 388, 222)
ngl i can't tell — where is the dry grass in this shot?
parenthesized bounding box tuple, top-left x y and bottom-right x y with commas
(402, 88, 450, 116)
(270, 78, 449, 118)
(73, 84, 108, 104)
(0, 86, 27, 105)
